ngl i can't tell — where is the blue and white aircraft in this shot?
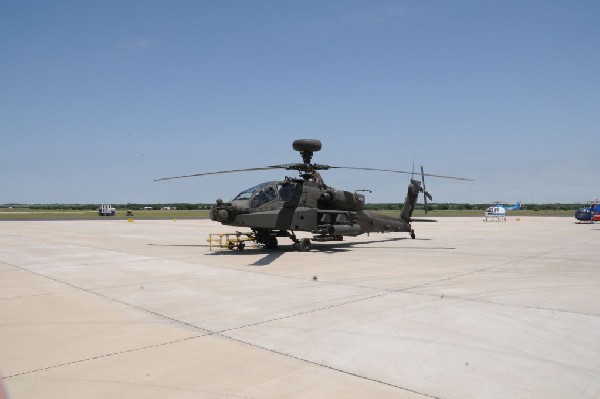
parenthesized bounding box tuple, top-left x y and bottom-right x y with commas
(484, 201, 521, 221)
(574, 200, 600, 223)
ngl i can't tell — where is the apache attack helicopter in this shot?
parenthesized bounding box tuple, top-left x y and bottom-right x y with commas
(155, 139, 472, 251)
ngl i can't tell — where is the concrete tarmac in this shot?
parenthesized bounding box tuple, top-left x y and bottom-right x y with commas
(1, 217, 599, 398)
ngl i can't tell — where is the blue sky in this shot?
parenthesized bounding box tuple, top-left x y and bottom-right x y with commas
(1, 1, 599, 204)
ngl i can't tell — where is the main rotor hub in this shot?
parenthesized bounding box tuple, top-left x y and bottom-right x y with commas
(293, 139, 322, 164)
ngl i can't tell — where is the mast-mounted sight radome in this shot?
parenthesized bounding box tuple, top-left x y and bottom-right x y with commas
(293, 139, 322, 164)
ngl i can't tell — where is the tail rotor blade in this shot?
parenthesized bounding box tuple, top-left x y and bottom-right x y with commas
(421, 166, 429, 213)
(421, 165, 429, 213)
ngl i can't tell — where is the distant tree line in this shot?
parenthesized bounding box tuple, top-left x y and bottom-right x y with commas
(1, 203, 588, 211)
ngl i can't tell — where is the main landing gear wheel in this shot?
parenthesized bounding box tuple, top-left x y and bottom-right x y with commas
(410, 230, 416, 239)
(265, 236, 278, 250)
(298, 238, 311, 252)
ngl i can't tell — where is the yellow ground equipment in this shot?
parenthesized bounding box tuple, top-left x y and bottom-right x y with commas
(207, 232, 256, 251)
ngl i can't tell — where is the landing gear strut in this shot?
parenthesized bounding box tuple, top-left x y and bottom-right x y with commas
(288, 232, 310, 252)
(410, 229, 416, 239)
(233, 229, 313, 252)
(255, 229, 279, 249)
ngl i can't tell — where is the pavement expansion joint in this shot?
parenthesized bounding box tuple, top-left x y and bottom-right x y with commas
(5, 335, 204, 379)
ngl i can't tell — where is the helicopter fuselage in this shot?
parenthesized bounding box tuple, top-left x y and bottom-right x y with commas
(156, 139, 469, 250)
(209, 178, 416, 245)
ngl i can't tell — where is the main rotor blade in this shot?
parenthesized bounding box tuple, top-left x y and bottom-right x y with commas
(155, 164, 474, 181)
(329, 166, 474, 181)
(268, 163, 332, 171)
(154, 166, 284, 181)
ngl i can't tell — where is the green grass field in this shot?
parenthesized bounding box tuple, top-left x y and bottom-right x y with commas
(375, 209, 575, 217)
(0, 209, 210, 220)
(0, 208, 574, 220)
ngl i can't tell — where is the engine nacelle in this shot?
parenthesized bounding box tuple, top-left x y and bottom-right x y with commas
(319, 190, 365, 211)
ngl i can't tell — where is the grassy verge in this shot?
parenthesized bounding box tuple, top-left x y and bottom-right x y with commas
(374, 209, 575, 217)
(0, 209, 210, 220)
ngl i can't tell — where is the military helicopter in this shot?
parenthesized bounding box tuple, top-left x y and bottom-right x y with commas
(155, 139, 472, 251)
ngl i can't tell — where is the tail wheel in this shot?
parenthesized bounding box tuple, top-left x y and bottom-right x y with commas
(298, 238, 311, 252)
(410, 230, 416, 239)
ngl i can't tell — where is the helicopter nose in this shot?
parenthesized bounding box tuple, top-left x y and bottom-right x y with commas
(210, 201, 237, 222)
(216, 209, 229, 221)
(209, 206, 230, 222)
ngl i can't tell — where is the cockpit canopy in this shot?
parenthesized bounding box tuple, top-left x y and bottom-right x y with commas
(233, 181, 297, 209)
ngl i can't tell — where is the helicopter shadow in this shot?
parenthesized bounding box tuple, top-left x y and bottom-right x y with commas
(150, 237, 454, 267)
(204, 246, 287, 266)
(312, 237, 457, 253)
(249, 251, 286, 266)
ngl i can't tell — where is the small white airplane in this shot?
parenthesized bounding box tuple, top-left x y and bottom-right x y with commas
(484, 201, 521, 221)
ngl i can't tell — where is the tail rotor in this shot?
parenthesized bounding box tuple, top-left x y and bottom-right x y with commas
(421, 166, 433, 213)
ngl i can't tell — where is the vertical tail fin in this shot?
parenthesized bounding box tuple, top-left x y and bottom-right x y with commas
(401, 179, 422, 222)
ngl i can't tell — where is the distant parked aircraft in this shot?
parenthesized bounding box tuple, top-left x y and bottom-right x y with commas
(484, 201, 521, 221)
(574, 200, 600, 223)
